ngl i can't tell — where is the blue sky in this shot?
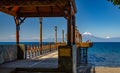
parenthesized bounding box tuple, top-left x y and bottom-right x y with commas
(0, 0, 120, 42)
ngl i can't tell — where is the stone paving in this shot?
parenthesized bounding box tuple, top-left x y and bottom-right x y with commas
(0, 51, 58, 73)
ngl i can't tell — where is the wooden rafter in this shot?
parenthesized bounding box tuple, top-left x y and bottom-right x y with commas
(70, 0, 77, 13)
(55, 4, 67, 18)
(0, 7, 17, 16)
(17, 12, 64, 17)
(55, 0, 68, 18)
(17, 7, 22, 14)
(0, 0, 55, 7)
(0, 0, 77, 17)
(8, 7, 13, 11)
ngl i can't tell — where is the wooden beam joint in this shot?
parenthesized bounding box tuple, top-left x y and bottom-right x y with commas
(14, 17, 26, 44)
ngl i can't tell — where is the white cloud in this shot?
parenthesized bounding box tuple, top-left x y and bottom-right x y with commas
(83, 32, 92, 35)
(106, 36, 111, 39)
(10, 34, 16, 39)
(20, 37, 39, 41)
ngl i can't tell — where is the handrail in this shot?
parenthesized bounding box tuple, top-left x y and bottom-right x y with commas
(26, 43, 58, 59)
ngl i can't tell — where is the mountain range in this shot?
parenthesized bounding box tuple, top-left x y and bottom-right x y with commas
(82, 34, 120, 42)
(29, 34, 120, 42)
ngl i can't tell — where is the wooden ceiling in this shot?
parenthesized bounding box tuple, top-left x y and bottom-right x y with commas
(0, 0, 77, 17)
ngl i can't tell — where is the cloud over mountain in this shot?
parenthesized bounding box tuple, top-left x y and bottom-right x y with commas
(82, 32, 120, 42)
(83, 32, 92, 35)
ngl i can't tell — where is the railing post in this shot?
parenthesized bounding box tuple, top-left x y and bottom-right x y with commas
(49, 42, 51, 52)
(25, 45, 27, 59)
(34, 45, 37, 57)
(27, 45, 31, 59)
(85, 48, 88, 64)
(83, 48, 87, 64)
(77, 48, 81, 66)
(32, 45, 34, 58)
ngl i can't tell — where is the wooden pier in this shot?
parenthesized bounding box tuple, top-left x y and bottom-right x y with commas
(0, 0, 93, 73)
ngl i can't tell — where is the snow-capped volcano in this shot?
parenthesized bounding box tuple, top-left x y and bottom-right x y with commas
(82, 32, 120, 42)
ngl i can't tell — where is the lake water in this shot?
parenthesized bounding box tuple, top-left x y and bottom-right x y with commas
(0, 42, 120, 67)
(88, 42, 120, 67)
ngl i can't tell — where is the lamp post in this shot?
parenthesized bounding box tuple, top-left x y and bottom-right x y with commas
(40, 17, 43, 54)
(62, 30, 64, 42)
(54, 26, 57, 43)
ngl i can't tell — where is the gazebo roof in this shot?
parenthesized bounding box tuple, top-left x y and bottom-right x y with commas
(0, 0, 77, 17)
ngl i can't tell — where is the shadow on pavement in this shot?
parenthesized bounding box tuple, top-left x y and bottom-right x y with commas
(77, 63, 96, 73)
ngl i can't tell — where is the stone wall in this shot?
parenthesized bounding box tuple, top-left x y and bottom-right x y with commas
(0, 45, 17, 64)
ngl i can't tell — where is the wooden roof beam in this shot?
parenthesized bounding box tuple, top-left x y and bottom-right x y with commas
(0, 0, 55, 7)
(55, 0, 67, 18)
(55, 4, 67, 19)
(17, 12, 64, 17)
(0, 7, 17, 16)
(70, 0, 77, 14)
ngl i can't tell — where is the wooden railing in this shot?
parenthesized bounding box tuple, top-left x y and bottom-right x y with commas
(76, 40, 93, 48)
(26, 44, 58, 59)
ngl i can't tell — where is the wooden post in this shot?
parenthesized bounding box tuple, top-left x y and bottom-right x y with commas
(75, 27, 77, 43)
(66, 34, 67, 43)
(72, 15, 75, 45)
(85, 48, 88, 64)
(62, 30, 64, 42)
(54, 26, 57, 43)
(71, 24, 73, 44)
(79, 34, 82, 43)
(54, 26, 57, 50)
(49, 42, 51, 51)
(67, 2, 72, 46)
(77, 48, 81, 66)
(83, 48, 87, 64)
(40, 17, 42, 54)
(14, 17, 20, 44)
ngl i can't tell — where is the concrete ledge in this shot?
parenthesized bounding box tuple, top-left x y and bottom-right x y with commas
(0, 45, 17, 64)
(58, 45, 73, 73)
(0, 44, 26, 64)
(17, 44, 26, 59)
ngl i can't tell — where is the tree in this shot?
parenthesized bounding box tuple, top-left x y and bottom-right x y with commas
(108, 0, 120, 6)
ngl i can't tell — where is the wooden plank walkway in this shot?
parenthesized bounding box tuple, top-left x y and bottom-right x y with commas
(0, 50, 58, 73)
(0, 50, 93, 73)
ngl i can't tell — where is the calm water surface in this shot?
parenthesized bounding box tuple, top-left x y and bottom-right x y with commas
(88, 42, 120, 67)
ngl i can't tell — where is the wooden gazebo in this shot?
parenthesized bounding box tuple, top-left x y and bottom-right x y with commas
(0, 0, 77, 73)
(0, 0, 77, 46)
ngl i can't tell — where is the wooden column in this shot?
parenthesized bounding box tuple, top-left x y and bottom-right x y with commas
(67, 2, 72, 46)
(77, 48, 81, 66)
(85, 48, 88, 64)
(55, 26, 57, 43)
(75, 27, 78, 43)
(62, 30, 64, 42)
(79, 34, 82, 43)
(72, 15, 75, 45)
(83, 48, 87, 64)
(66, 34, 67, 42)
(71, 23, 73, 44)
(40, 18, 42, 54)
(14, 17, 20, 44)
